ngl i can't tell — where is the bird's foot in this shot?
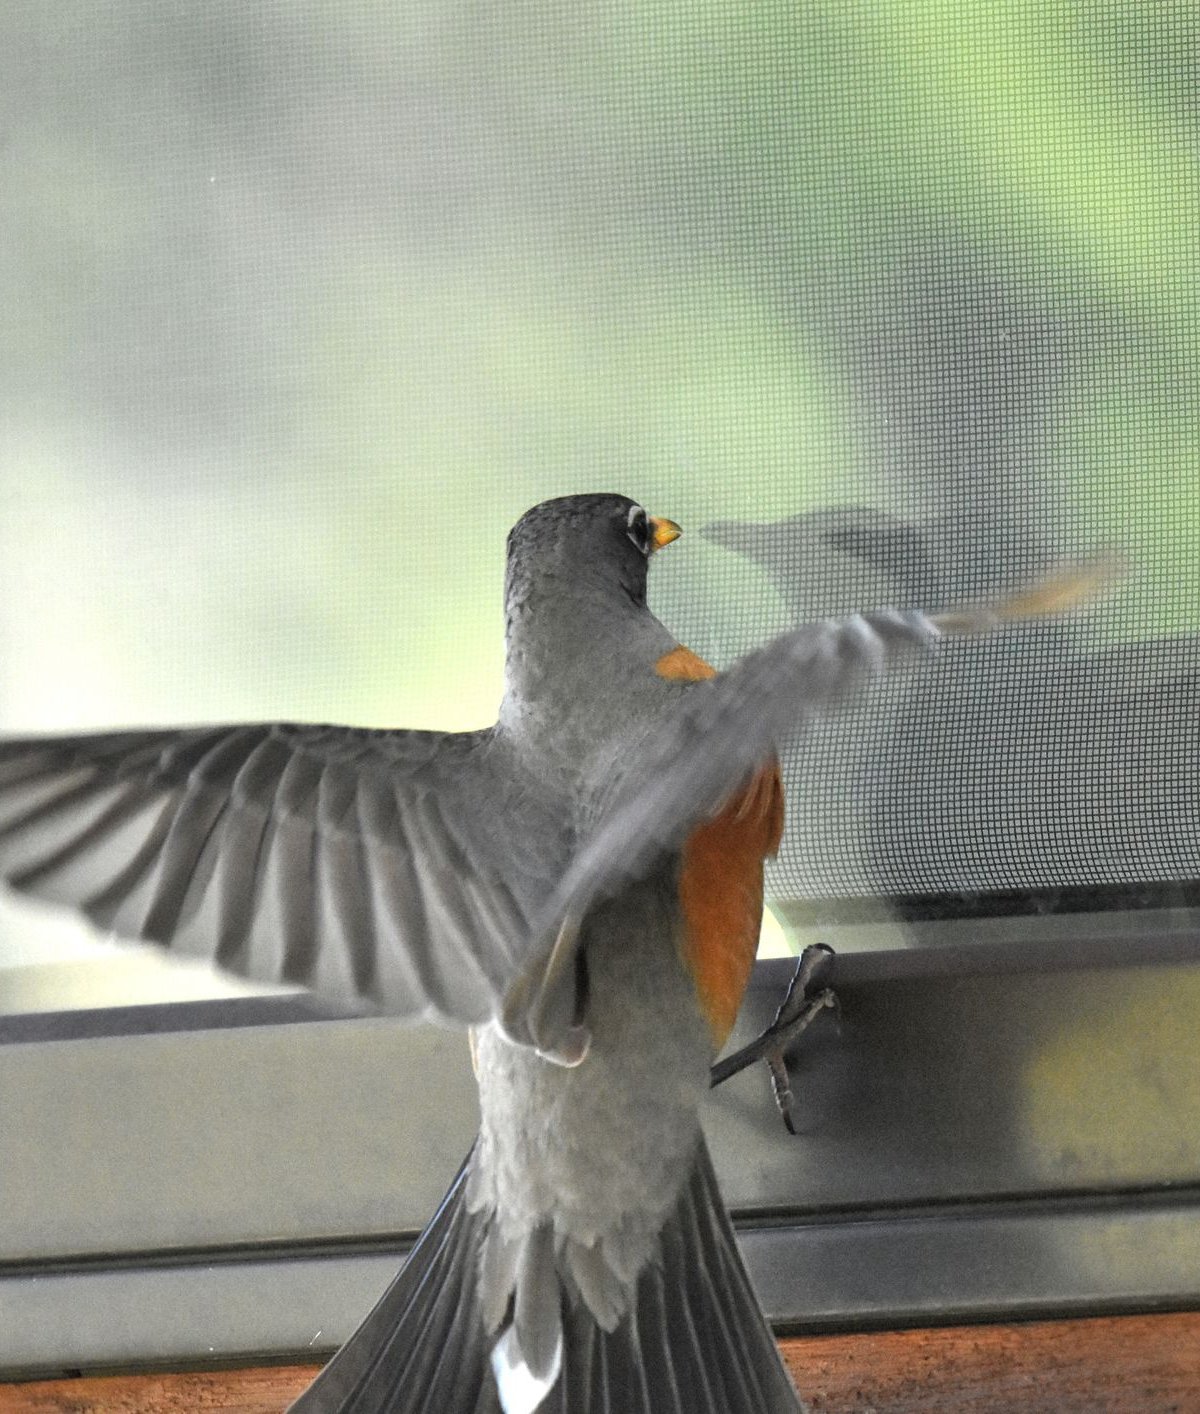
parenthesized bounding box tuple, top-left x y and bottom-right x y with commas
(709, 943, 838, 1134)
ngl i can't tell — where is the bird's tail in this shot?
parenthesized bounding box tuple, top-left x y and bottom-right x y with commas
(288, 1151, 498, 1413)
(289, 1138, 804, 1414)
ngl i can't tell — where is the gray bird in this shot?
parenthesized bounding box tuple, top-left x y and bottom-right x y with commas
(0, 494, 1081, 1411)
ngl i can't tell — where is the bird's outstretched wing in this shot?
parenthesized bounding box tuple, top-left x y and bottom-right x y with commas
(512, 560, 1119, 1048)
(0, 723, 568, 1025)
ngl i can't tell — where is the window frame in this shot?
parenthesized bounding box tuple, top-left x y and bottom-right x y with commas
(3, 932, 1199, 1377)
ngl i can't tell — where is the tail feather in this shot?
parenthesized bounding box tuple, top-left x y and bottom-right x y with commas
(290, 1139, 803, 1413)
(658, 1208, 740, 1414)
(376, 1163, 490, 1407)
(560, 1141, 803, 1414)
(289, 1154, 498, 1413)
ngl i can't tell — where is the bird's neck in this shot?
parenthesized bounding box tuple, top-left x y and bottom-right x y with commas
(497, 576, 667, 745)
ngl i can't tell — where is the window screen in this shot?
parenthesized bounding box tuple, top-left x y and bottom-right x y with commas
(2, 4, 1197, 990)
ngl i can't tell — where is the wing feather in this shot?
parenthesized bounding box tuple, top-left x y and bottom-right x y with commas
(2, 779, 147, 890)
(310, 766, 373, 999)
(140, 784, 232, 941)
(206, 782, 273, 967)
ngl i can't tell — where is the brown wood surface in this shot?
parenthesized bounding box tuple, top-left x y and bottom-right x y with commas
(0, 1312, 1197, 1412)
(782, 1312, 1200, 1413)
(0, 1366, 320, 1414)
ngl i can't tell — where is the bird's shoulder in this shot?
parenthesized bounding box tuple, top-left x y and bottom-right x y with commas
(652, 643, 718, 683)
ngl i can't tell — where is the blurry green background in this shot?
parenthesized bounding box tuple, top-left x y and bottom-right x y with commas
(1, 2, 1198, 990)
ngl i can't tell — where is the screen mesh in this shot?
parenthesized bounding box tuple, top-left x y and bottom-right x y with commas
(2, 3, 1198, 936)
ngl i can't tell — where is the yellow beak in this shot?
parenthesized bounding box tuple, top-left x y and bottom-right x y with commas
(649, 517, 682, 551)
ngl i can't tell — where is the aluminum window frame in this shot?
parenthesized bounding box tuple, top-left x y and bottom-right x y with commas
(3, 931, 1199, 1377)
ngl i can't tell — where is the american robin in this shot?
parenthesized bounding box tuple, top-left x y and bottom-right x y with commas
(0, 493, 1106, 1412)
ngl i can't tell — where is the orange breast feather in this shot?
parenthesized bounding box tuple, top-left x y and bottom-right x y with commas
(655, 645, 785, 1046)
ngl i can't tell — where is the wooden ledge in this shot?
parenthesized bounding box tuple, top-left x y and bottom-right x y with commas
(1, 1312, 1197, 1412)
(782, 1312, 1200, 1412)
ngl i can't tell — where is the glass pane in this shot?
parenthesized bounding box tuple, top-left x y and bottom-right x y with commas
(2, 3, 1198, 1004)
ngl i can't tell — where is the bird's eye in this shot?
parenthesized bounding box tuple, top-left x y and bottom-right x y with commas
(626, 505, 650, 554)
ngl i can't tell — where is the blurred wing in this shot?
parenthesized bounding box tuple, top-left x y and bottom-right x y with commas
(0, 723, 567, 1025)
(540, 610, 942, 933)
(540, 554, 1118, 940)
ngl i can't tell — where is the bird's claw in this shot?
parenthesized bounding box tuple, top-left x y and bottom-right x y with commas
(709, 943, 838, 1134)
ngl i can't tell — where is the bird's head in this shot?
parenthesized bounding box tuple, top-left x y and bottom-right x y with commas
(505, 494, 681, 613)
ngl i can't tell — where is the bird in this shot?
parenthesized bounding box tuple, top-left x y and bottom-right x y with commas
(0, 493, 1107, 1412)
